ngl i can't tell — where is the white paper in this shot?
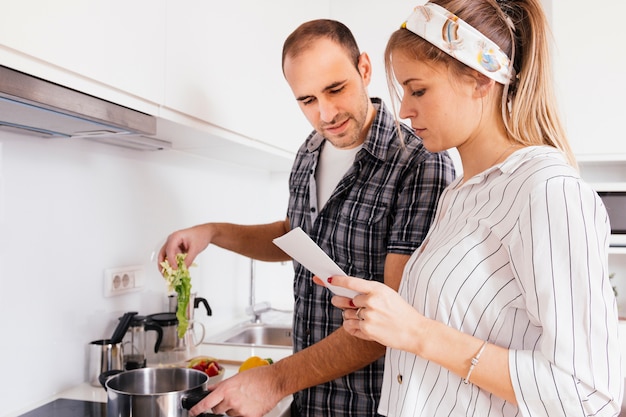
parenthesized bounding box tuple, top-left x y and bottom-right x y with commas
(273, 227, 359, 298)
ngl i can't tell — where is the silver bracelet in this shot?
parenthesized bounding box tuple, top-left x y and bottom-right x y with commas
(463, 340, 488, 384)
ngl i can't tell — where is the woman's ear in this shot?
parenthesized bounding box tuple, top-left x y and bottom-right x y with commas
(473, 73, 495, 98)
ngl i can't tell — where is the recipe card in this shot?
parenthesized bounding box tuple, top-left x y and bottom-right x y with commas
(273, 227, 359, 298)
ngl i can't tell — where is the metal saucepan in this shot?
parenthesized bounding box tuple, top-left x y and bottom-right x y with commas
(99, 367, 217, 417)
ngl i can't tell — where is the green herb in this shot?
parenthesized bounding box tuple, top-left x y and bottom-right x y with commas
(160, 253, 195, 339)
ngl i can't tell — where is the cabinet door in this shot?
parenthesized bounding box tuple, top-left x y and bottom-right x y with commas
(551, 0, 626, 157)
(0, 0, 166, 111)
(164, 0, 327, 154)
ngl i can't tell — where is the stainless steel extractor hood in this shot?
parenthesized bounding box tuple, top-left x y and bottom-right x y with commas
(0, 65, 170, 150)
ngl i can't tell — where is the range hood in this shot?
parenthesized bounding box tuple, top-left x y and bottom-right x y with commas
(0, 65, 170, 150)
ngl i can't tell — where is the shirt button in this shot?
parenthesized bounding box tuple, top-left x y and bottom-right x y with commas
(310, 207, 316, 213)
(397, 374, 403, 384)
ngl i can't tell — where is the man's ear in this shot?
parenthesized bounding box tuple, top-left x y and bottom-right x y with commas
(473, 73, 495, 98)
(357, 52, 373, 86)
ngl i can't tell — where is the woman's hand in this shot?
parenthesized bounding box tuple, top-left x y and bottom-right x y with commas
(326, 275, 426, 352)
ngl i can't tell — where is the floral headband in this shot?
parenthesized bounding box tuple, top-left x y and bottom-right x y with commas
(402, 2, 512, 85)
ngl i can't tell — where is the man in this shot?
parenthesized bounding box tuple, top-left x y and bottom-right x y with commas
(159, 19, 455, 417)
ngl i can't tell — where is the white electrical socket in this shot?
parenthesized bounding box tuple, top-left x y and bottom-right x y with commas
(104, 265, 144, 297)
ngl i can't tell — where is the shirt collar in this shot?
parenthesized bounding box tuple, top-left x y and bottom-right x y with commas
(461, 146, 566, 186)
(306, 98, 394, 161)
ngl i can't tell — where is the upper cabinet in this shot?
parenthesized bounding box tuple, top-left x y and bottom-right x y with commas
(162, 0, 325, 155)
(4, 1, 618, 165)
(551, 0, 626, 160)
(0, 0, 318, 166)
(0, 0, 166, 115)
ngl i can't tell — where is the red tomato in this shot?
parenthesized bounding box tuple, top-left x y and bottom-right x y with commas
(206, 362, 220, 377)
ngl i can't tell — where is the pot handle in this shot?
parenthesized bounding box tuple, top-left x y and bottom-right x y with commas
(182, 390, 225, 416)
(181, 390, 210, 410)
(98, 369, 124, 390)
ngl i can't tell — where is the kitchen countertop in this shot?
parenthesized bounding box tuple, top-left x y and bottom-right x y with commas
(8, 341, 293, 417)
(10, 335, 626, 416)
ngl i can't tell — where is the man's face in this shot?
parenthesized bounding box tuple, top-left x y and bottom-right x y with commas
(283, 38, 373, 149)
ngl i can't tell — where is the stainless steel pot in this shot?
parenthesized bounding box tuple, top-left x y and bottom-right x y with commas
(101, 367, 214, 417)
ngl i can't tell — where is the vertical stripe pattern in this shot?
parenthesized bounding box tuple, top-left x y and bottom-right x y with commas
(380, 147, 622, 417)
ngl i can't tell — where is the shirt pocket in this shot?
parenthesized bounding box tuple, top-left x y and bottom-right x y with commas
(339, 200, 388, 225)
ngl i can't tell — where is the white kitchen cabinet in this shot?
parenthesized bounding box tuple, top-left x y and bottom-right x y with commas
(163, 0, 327, 154)
(0, 0, 299, 170)
(0, 0, 167, 115)
(551, 0, 626, 159)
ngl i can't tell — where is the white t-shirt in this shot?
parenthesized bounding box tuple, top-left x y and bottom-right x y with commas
(315, 141, 363, 210)
(379, 146, 621, 417)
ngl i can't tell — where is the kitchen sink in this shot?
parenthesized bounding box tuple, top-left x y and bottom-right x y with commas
(207, 322, 293, 348)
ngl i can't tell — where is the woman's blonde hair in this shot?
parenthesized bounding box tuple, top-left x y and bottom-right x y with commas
(385, 0, 576, 167)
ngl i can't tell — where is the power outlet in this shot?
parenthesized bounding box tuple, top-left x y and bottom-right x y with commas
(104, 265, 144, 297)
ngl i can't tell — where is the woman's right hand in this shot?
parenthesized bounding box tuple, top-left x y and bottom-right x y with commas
(329, 275, 426, 352)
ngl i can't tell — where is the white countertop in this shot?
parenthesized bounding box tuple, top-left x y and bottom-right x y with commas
(8, 342, 293, 417)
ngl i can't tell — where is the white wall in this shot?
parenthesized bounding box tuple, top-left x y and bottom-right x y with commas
(551, 0, 626, 156)
(0, 131, 293, 415)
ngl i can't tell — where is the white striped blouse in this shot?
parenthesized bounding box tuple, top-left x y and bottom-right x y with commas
(379, 146, 623, 417)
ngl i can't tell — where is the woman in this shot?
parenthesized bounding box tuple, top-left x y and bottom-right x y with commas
(327, 0, 623, 416)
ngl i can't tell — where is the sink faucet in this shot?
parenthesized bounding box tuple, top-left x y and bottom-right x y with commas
(246, 258, 271, 323)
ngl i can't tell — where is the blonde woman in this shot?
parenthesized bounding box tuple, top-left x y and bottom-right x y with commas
(329, 0, 623, 416)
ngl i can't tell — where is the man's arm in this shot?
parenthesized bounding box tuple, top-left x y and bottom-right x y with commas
(191, 253, 411, 417)
(207, 218, 291, 261)
(159, 218, 292, 268)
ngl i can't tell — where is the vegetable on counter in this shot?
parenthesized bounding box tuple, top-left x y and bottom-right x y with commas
(238, 356, 274, 372)
(187, 356, 223, 377)
(160, 253, 195, 339)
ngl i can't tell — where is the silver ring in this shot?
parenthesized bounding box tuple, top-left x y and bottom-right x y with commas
(341, 310, 346, 320)
(356, 307, 364, 321)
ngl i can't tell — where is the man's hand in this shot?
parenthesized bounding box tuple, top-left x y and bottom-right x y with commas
(158, 224, 213, 272)
(190, 365, 285, 417)
(157, 219, 292, 274)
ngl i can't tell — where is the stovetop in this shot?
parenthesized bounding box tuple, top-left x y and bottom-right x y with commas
(18, 399, 105, 417)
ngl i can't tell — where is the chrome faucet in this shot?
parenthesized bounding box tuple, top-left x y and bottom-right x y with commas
(246, 258, 271, 323)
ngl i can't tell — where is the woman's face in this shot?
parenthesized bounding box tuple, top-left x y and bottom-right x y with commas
(392, 50, 481, 153)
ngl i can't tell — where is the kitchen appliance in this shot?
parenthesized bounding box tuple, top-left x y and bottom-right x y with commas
(597, 190, 626, 246)
(169, 292, 212, 349)
(148, 312, 205, 363)
(169, 292, 213, 318)
(100, 367, 216, 417)
(17, 399, 106, 417)
(109, 312, 137, 345)
(0, 65, 171, 151)
(154, 292, 211, 349)
(87, 311, 138, 385)
(87, 340, 123, 387)
(120, 314, 163, 370)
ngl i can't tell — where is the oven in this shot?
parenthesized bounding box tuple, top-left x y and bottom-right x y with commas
(597, 190, 626, 247)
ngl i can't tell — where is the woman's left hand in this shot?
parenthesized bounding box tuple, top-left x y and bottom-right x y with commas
(326, 275, 425, 351)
